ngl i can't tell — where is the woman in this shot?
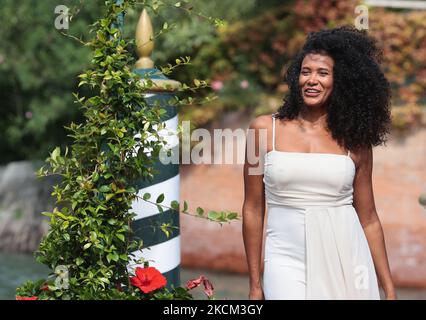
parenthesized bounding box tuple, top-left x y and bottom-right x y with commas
(242, 26, 396, 300)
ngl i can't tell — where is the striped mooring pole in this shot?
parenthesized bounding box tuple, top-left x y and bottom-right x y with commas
(129, 9, 182, 289)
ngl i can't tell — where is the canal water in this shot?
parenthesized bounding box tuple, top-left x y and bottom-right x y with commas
(1, 252, 425, 300)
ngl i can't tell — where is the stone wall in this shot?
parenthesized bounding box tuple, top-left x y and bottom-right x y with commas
(0, 161, 59, 252)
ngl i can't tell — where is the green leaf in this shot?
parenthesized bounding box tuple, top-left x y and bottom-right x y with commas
(160, 224, 171, 237)
(105, 193, 115, 201)
(41, 211, 53, 217)
(156, 204, 164, 213)
(170, 200, 179, 211)
(227, 212, 239, 220)
(156, 193, 165, 204)
(56, 211, 70, 221)
(116, 234, 125, 242)
(127, 187, 136, 193)
(143, 193, 151, 200)
(207, 211, 219, 220)
(76, 257, 84, 266)
(104, 173, 113, 179)
(94, 49, 104, 58)
(183, 200, 188, 212)
(51, 147, 60, 162)
(83, 243, 92, 250)
(107, 253, 119, 262)
(99, 185, 110, 193)
(90, 231, 98, 242)
(107, 218, 117, 225)
(143, 121, 150, 131)
(92, 172, 99, 182)
(196, 207, 204, 216)
(62, 221, 69, 229)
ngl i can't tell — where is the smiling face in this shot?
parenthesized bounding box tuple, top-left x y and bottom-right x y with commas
(299, 52, 334, 109)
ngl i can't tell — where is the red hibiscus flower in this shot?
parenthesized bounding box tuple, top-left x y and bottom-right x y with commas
(16, 296, 38, 300)
(186, 275, 215, 298)
(130, 266, 167, 293)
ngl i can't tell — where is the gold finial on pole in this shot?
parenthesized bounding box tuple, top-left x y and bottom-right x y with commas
(135, 9, 154, 69)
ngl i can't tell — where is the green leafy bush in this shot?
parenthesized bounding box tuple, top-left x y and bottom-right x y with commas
(15, 0, 238, 300)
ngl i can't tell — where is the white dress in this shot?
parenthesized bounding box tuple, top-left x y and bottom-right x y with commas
(262, 114, 380, 300)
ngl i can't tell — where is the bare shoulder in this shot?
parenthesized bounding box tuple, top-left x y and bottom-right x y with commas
(246, 114, 274, 157)
(248, 114, 273, 130)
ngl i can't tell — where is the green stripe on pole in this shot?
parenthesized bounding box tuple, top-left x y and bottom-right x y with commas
(134, 144, 179, 189)
(131, 208, 180, 249)
(163, 265, 181, 290)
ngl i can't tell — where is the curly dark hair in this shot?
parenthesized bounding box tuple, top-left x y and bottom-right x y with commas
(276, 25, 392, 151)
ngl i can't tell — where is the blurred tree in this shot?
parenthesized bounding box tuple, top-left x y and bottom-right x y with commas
(0, 0, 290, 163)
(0, 0, 103, 163)
(122, 0, 294, 127)
(122, 0, 291, 83)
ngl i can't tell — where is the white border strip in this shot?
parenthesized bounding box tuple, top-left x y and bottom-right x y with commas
(365, 0, 426, 9)
(131, 174, 180, 220)
(128, 236, 181, 273)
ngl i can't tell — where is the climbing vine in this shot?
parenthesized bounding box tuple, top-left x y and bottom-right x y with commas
(16, 0, 237, 300)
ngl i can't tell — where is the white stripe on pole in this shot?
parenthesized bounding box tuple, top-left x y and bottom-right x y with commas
(133, 114, 179, 157)
(129, 235, 181, 273)
(364, 0, 426, 9)
(132, 174, 180, 220)
(158, 114, 179, 149)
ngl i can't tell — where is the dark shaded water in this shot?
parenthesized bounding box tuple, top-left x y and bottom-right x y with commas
(0, 252, 50, 299)
(1, 252, 426, 300)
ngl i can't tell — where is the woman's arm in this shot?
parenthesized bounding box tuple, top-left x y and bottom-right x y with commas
(352, 146, 397, 299)
(242, 115, 269, 300)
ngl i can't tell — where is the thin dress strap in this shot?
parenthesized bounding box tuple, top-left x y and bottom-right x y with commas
(272, 115, 276, 151)
(347, 149, 351, 157)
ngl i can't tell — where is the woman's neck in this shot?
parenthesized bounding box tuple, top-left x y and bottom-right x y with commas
(297, 105, 328, 130)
